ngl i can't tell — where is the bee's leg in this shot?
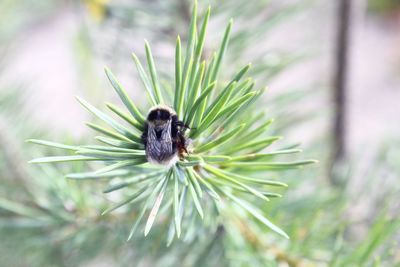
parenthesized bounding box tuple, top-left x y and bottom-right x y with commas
(178, 134, 189, 154)
(177, 120, 192, 130)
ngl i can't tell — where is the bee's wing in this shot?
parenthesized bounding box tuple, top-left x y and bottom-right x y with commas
(146, 121, 175, 163)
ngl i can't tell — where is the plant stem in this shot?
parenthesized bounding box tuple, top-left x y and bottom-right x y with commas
(331, 0, 352, 184)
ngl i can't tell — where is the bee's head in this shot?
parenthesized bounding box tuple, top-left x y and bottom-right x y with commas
(147, 106, 175, 128)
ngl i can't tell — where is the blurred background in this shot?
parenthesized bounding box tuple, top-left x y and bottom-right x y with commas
(0, 0, 399, 266)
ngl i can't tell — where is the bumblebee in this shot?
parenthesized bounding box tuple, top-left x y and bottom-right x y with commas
(142, 105, 189, 166)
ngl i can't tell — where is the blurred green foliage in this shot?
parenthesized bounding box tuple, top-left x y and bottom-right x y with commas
(368, 0, 400, 14)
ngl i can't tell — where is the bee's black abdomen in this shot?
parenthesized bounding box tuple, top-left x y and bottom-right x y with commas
(155, 129, 163, 139)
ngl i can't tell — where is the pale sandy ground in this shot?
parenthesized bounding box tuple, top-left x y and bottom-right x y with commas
(3, 11, 88, 137)
(349, 16, 400, 151)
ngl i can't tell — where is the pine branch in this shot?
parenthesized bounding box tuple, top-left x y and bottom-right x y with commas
(29, 1, 315, 242)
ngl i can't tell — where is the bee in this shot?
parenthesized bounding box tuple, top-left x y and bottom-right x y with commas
(142, 105, 190, 166)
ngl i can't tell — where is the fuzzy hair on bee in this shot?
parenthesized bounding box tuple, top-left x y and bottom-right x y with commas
(142, 105, 190, 166)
